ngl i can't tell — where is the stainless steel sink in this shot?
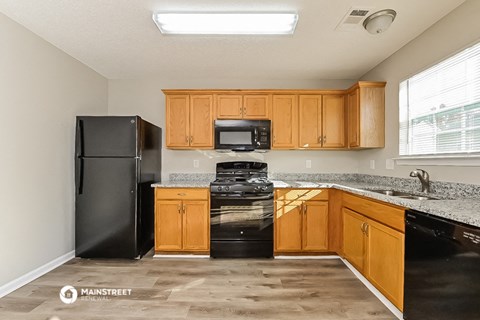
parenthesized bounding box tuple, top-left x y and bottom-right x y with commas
(364, 189, 440, 200)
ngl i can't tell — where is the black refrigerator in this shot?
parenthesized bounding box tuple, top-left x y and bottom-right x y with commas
(75, 116, 161, 259)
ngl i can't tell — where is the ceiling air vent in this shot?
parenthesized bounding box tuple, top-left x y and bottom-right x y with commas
(336, 7, 374, 31)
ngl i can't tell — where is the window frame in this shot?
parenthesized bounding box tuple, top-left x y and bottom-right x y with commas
(397, 40, 480, 166)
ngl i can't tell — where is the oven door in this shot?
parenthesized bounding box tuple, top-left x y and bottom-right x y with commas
(210, 192, 273, 241)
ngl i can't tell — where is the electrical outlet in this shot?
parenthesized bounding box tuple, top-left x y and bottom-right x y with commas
(193, 160, 199, 168)
(369, 160, 375, 170)
(306, 160, 312, 168)
(386, 159, 395, 170)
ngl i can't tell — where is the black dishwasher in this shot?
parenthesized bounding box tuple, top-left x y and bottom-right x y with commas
(404, 209, 480, 320)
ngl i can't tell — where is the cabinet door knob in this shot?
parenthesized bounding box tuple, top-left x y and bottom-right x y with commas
(182, 204, 186, 214)
(323, 135, 327, 143)
(177, 204, 181, 214)
(185, 136, 189, 143)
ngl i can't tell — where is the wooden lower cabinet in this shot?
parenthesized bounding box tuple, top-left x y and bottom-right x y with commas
(342, 194, 405, 311)
(155, 188, 209, 253)
(275, 189, 329, 253)
(343, 208, 366, 271)
(366, 219, 404, 310)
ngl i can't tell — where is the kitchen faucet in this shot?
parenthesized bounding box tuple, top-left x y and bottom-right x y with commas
(409, 169, 430, 193)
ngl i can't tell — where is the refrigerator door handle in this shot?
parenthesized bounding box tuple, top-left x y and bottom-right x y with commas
(75, 119, 85, 195)
(77, 158, 84, 195)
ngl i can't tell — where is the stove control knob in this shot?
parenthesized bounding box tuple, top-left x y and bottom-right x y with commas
(261, 186, 268, 191)
(217, 186, 223, 191)
(224, 186, 230, 191)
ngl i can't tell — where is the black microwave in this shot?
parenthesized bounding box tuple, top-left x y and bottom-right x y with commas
(214, 120, 271, 152)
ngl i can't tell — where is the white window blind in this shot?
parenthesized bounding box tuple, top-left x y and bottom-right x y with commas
(399, 41, 480, 156)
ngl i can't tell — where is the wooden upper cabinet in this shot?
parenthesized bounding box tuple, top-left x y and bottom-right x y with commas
(322, 95, 346, 148)
(164, 82, 384, 150)
(272, 95, 298, 149)
(165, 94, 213, 149)
(216, 94, 270, 119)
(298, 94, 346, 149)
(299, 95, 322, 148)
(190, 95, 213, 148)
(243, 95, 270, 119)
(216, 95, 243, 119)
(166, 95, 190, 148)
(347, 82, 385, 148)
(348, 89, 360, 148)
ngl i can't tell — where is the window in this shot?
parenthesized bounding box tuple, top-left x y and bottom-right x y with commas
(399, 41, 480, 157)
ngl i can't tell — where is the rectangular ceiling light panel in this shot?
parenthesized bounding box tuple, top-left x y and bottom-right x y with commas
(152, 13, 298, 35)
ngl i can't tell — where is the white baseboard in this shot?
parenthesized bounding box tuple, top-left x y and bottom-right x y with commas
(0, 250, 75, 299)
(153, 254, 210, 259)
(274, 255, 341, 260)
(341, 258, 403, 320)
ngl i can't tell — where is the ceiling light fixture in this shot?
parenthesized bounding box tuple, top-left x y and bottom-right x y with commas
(152, 12, 298, 35)
(363, 9, 397, 34)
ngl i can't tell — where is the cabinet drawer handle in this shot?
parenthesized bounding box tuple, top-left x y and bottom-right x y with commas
(177, 204, 181, 214)
(304, 205, 307, 215)
(361, 222, 366, 233)
(323, 135, 326, 143)
(177, 193, 186, 196)
(182, 204, 186, 214)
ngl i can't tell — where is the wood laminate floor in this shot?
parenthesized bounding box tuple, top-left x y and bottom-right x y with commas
(0, 253, 396, 320)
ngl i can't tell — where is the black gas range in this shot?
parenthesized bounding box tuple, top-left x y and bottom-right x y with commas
(210, 161, 274, 258)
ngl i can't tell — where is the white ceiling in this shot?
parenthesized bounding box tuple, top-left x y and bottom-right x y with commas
(0, 0, 466, 80)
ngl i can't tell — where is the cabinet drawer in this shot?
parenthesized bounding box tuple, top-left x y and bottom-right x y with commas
(342, 192, 404, 232)
(156, 188, 209, 200)
(275, 189, 329, 201)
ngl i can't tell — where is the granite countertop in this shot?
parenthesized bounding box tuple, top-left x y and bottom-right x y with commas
(151, 180, 211, 188)
(272, 180, 480, 228)
(151, 179, 480, 228)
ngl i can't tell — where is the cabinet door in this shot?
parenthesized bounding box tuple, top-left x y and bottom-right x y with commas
(190, 95, 214, 148)
(275, 200, 302, 251)
(342, 207, 366, 272)
(216, 95, 243, 119)
(302, 201, 328, 251)
(155, 200, 183, 251)
(272, 95, 298, 149)
(243, 95, 270, 119)
(183, 200, 210, 251)
(322, 95, 346, 148)
(299, 95, 322, 149)
(166, 95, 190, 148)
(366, 219, 405, 310)
(348, 89, 360, 148)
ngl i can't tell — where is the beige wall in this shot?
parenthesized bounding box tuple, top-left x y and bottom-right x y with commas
(0, 13, 107, 287)
(359, 0, 480, 184)
(108, 77, 358, 181)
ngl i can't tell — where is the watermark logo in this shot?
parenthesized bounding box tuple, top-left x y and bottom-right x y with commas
(59, 285, 132, 303)
(59, 285, 78, 304)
